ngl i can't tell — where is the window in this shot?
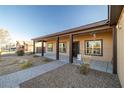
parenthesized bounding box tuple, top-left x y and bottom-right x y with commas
(85, 40, 103, 56)
(47, 43, 53, 52)
(59, 42, 66, 53)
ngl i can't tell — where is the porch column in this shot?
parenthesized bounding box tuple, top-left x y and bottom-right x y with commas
(41, 40, 44, 56)
(69, 34, 73, 63)
(56, 36, 59, 60)
(33, 40, 35, 54)
(112, 26, 117, 74)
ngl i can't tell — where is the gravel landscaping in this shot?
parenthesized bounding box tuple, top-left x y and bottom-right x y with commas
(0, 55, 54, 76)
(20, 64, 121, 88)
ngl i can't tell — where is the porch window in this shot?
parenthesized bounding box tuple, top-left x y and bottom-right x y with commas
(59, 42, 66, 53)
(85, 39, 103, 56)
(47, 43, 53, 52)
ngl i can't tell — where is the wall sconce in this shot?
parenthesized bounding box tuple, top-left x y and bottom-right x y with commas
(116, 24, 122, 30)
(92, 33, 96, 40)
(90, 32, 96, 40)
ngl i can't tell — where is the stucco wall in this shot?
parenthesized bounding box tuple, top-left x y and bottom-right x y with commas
(46, 36, 70, 55)
(117, 8, 124, 87)
(46, 30, 112, 62)
(74, 30, 112, 62)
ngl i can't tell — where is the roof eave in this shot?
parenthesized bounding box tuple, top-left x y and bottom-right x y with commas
(108, 5, 123, 26)
(32, 19, 109, 41)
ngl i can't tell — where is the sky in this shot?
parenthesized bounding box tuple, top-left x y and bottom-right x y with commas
(0, 5, 108, 41)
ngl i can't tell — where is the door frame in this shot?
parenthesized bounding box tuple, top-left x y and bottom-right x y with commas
(73, 41, 80, 57)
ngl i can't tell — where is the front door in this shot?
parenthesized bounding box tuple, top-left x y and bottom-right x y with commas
(73, 41, 80, 57)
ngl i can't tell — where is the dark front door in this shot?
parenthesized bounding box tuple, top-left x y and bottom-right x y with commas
(73, 41, 80, 57)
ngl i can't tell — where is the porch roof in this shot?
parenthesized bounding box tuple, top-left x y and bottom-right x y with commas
(32, 20, 110, 41)
(32, 5, 123, 41)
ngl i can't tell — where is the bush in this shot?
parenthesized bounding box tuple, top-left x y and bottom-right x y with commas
(0, 59, 2, 62)
(0, 51, 2, 62)
(27, 52, 33, 55)
(16, 50, 24, 56)
(42, 57, 53, 62)
(18, 59, 32, 69)
(80, 63, 90, 75)
(33, 55, 40, 57)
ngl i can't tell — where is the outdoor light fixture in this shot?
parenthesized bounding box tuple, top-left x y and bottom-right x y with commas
(90, 33, 96, 40)
(116, 24, 122, 30)
(93, 33, 96, 40)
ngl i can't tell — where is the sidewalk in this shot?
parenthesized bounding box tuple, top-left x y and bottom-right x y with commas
(0, 61, 67, 88)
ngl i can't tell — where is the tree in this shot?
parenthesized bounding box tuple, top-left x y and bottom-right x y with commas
(0, 29, 11, 59)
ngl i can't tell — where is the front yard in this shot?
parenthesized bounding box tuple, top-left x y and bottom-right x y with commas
(0, 55, 54, 76)
(20, 64, 121, 88)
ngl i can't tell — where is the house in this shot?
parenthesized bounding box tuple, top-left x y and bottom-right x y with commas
(16, 41, 33, 52)
(32, 6, 124, 87)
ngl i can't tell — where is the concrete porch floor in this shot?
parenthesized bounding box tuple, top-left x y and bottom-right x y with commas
(35, 53, 113, 73)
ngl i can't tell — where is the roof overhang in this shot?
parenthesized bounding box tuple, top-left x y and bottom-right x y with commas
(108, 5, 123, 25)
(32, 5, 123, 41)
(32, 20, 110, 41)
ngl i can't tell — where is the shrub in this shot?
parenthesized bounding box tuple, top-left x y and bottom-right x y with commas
(42, 57, 53, 62)
(80, 63, 90, 75)
(16, 50, 24, 56)
(33, 55, 40, 57)
(0, 59, 2, 62)
(0, 51, 2, 62)
(27, 52, 33, 55)
(18, 59, 32, 69)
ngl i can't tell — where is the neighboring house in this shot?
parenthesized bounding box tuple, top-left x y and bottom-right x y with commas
(1, 43, 16, 52)
(32, 6, 124, 87)
(16, 41, 33, 52)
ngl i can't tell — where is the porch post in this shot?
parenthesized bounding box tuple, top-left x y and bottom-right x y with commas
(41, 40, 44, 56)
(69, 34, 73, 63)
(56, 36, 59, 60)
(112, 26, 117, 74)
(33, 40, 35, 54)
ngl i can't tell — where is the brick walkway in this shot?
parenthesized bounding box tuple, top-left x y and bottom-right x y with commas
(0, 61, 67, 88)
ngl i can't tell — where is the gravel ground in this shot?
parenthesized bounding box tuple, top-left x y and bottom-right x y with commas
(20, 64, 121, 88)
(0, 55, 54, 76)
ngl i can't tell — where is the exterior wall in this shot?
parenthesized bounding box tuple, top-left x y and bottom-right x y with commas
(74, 30, 112, 62)
(117, 8, 124, 87)
(46, 36, 69, 55)
(46, 30, 112, 62)
(16, 40, 33, 52)
(35, 42, 46, 53)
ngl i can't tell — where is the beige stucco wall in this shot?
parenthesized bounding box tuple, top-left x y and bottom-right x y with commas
(74, 30, 112, 62)
(46, 36, 70, 55)
(117, 8, 124, 87)
(46, 30, 112, 62)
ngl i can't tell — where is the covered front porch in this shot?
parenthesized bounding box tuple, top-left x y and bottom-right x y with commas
(35, 52, 112, 73)
(32, 20, 117, 74)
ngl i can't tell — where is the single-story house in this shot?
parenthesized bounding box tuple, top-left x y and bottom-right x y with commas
(32, 5, 124, 87)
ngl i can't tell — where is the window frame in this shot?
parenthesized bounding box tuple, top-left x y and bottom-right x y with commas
(47, 43, 53, 52)
(59, 42, 66, 53)
(84, 39, 103, 56)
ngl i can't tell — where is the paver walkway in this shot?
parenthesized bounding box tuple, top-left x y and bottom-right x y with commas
(0, 61, 67, 88)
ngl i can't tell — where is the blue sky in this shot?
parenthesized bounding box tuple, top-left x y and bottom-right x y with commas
(0, 5, 108, 41)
